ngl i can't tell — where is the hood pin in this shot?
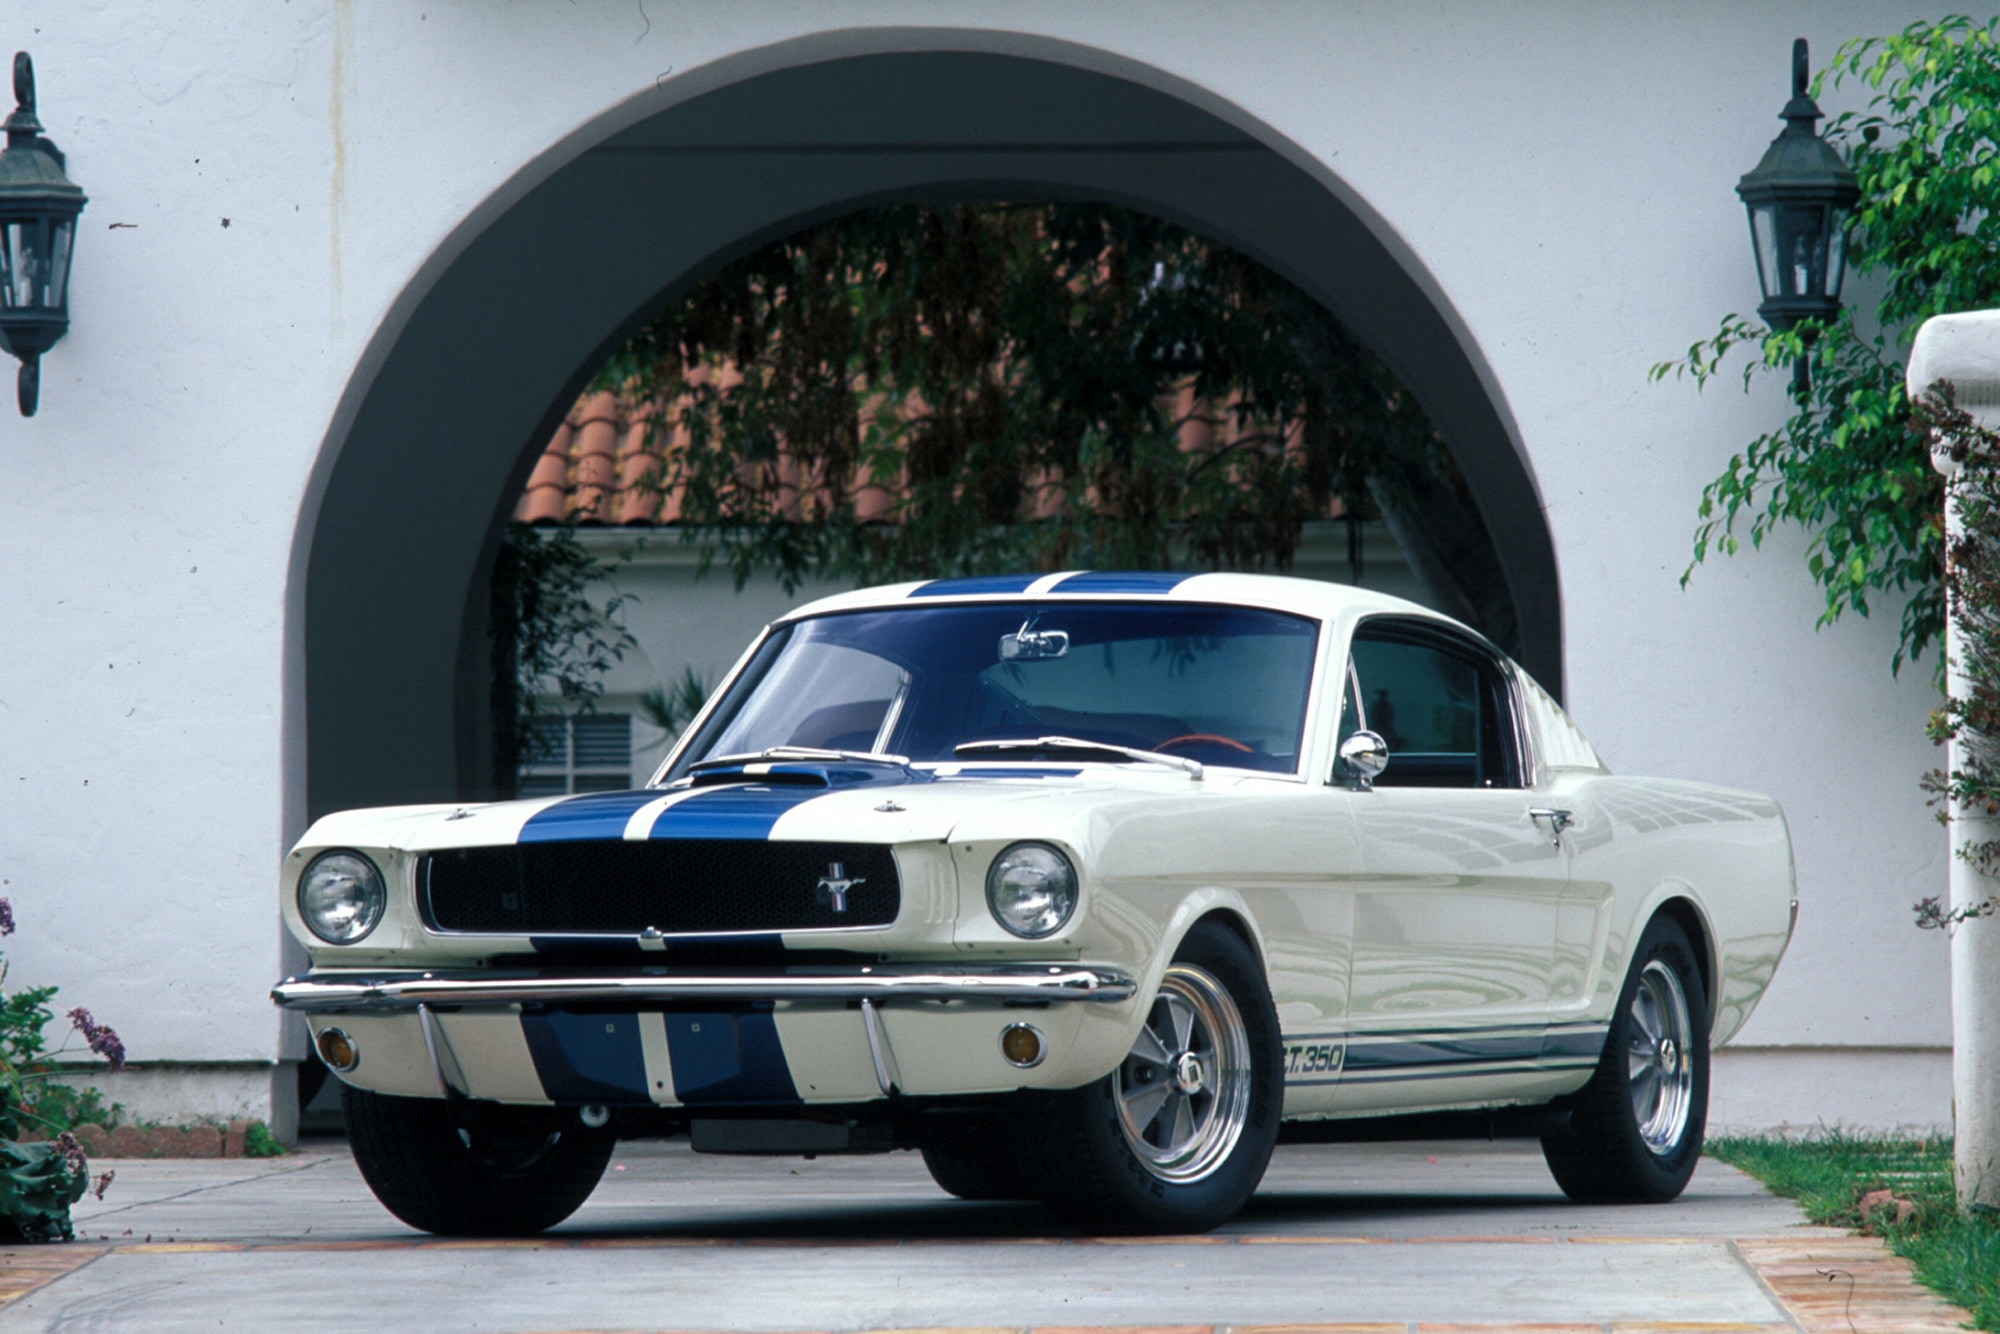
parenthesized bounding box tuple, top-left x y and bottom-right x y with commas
(874, 800, 905, 813)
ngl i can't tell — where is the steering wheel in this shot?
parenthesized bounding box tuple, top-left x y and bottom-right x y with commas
(1154, 733, 1254, 754)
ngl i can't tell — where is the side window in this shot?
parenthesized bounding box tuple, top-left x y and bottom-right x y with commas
(1349, 625, 1522, 789)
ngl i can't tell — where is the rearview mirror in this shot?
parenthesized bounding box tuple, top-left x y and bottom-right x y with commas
(1338, 730, 1389, 791)
(999, 627, 1069, 662)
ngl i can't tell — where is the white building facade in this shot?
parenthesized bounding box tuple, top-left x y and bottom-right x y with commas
(0, 1, 1952, 1136)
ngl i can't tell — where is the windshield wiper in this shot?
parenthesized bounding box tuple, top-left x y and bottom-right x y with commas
(688, 746, 911, 772)
(952, 736, 1202, 780)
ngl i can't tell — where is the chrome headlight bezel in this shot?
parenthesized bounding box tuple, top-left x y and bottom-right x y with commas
(298, 849, 387, 945)
(984, 841, 1079, 939)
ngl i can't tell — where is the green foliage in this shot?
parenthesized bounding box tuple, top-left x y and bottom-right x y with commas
(638, 666, 709, 741)
(0, 1091, 86, 1244)
(1709, 1134, 2000, 1329)
(1656, 16, 2000, 673)
(0, 900, 123, 1242)
(593, 202, 1448, 593)
(488, 521, 637, 795)
(243, 1122, 285, 1158)
(0, 967, 121, 1136)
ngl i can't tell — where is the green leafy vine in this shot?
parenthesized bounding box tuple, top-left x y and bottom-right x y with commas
(1917, 388, 2000, 929)
(1654, 16, 2000, 675)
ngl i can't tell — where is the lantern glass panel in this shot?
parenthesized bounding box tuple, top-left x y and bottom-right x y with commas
(1750, 204, 1778, 301)
(48, 217, 73, 310)
(1781, 205, 1814, 298)
(1, 218, 58, 311)
(0, 216, 74, 312)
(1825, 209, 1849, 303)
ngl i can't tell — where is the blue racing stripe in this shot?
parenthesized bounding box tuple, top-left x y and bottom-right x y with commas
(1046, 570, 1192, 595)
(945, 767, 1085, 779)
(519, 790, 662, 843)
(520, 1011, 651, 1104)
(908, 573, 1042, 598)
(665, 1011, 801, 1105)
(645, 784, 828, 839)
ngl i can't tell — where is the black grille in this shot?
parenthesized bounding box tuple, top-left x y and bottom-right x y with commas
(421, 840, 901, 935)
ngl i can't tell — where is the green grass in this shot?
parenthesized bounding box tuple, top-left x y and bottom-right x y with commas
(1707, 1134, 2000, 1330)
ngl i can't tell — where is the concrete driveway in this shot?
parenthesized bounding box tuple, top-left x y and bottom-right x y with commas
(0, 1139, 1969, 1333)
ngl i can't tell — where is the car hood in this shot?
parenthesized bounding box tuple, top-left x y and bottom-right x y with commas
(298, 760, 1245, 854)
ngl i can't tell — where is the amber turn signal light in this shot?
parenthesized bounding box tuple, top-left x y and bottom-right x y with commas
(316, 1027, 359, 1072)
(999, 1022, 1045, 1068)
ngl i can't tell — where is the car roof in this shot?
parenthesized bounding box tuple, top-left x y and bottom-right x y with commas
(781, 570, 1445, 626)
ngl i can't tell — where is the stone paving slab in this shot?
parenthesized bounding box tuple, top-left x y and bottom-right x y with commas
(0, 1141, 1975, 1333)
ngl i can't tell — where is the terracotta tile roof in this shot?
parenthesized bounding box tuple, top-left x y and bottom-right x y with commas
(517, 391, 674, 526)
(514, 380, 1343, 527)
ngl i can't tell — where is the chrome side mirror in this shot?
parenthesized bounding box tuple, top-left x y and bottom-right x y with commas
(1337, 730, 1389, 791)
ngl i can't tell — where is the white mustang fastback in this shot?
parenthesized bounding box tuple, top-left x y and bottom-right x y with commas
(275, 572, 1796, 1235)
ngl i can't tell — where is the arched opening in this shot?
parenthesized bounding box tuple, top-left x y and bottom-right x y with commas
(294, 37, 1558, 822)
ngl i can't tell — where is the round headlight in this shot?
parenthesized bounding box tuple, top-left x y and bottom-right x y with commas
(985, 842, 1078, 938)
(298, 850, 386, 944)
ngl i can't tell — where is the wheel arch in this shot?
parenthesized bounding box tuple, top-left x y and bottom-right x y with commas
(1648, 895, 1716, 1023)
(1188, 907, 1264, 969)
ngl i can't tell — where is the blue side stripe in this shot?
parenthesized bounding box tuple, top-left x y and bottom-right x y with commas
(519, 790, 661, 843)
(1540, 1025, 1610, 1060)
(646, 784, 828, 840)
(1046, 570, 1192, 595)
(908, 573, 1042, 598)
(1344, 1032, 1543, 1070)
(520, 1011, 651, 1104)
(666, 1012, 801, 1105)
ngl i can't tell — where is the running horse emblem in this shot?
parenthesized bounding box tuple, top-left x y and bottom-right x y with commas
(816, 862, 864, 914)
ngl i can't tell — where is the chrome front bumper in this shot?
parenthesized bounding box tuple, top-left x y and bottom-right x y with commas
(271, 964, 1139, 1013)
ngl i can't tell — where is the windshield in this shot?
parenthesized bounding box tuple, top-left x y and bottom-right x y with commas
(666, 601, 1321, 779)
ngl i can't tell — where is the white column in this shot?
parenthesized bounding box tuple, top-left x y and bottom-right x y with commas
(1910, 311, 2000, 1210)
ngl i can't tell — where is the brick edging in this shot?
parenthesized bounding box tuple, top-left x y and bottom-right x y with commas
(46, 1119, 260, 1159)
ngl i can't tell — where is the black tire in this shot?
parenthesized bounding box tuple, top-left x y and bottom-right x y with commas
(1542, 915, 1710, 1203)
(1014, 920, 1282, 1233)
(920, 1117, 1031, 1201)
(343, 1086, 615, 1236)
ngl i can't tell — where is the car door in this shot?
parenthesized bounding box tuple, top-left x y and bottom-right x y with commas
(1334, 617, 1564, 1111)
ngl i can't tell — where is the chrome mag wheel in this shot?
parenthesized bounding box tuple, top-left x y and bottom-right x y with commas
(1114, 962, 1253, 1183)
(1626, 957, 1694, 1154)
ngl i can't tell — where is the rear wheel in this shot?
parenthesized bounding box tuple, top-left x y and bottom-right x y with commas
(343, 1086, 614, 1235)
(1542, 915, 1709, 1202)
(1015, 920, 1282, 1233)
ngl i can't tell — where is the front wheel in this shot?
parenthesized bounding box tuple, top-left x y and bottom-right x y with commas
(1542, 915, 1709, 1202)
(1015, 920, 1282, 1233)
(343, 1086, 614, 1235)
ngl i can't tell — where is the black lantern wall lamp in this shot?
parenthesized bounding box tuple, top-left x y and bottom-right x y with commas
(0, 53, 86, 417)
(1735, 38, 1859, 395)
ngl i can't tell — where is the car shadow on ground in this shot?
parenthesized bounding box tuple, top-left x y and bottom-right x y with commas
(543, 1189, 1576, 1243)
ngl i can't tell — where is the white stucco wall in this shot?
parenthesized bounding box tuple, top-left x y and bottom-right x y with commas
(0, 1, 1949, 1128)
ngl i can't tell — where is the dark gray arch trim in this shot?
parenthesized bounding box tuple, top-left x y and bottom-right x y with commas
(291, 31, 1560, 823)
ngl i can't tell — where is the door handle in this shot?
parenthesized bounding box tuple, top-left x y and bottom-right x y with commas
(1527, 807, 1574, 846)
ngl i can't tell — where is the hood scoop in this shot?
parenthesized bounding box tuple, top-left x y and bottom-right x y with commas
(686, 758, 924, 790)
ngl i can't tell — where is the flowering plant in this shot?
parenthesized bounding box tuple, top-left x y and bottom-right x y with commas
(0, 895, 124, 1241)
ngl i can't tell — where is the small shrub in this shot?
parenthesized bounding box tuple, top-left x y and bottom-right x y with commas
(0, 895, 126, 1241)
(243, 1122, 285, 1158)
